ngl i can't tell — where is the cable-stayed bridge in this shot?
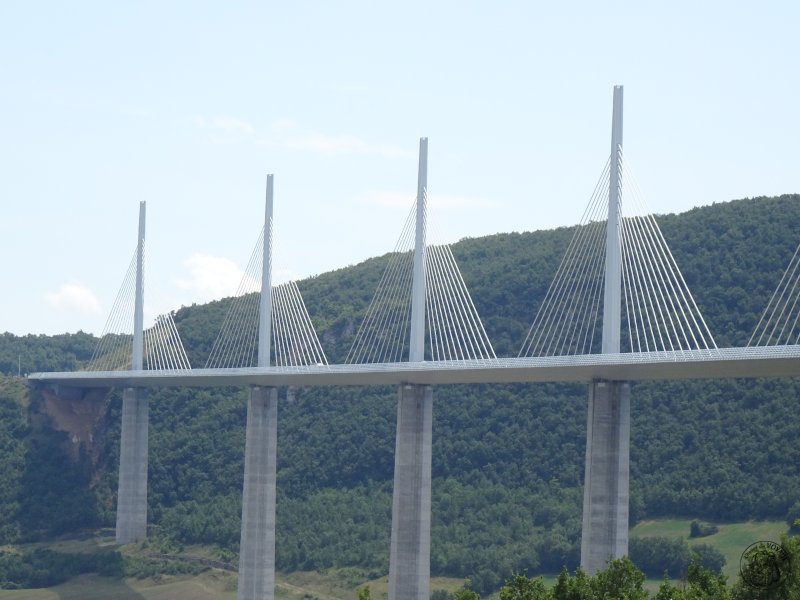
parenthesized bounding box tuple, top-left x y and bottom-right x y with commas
(28, 86, 800, 600)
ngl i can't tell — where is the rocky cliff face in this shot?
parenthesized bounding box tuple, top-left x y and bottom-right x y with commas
(38, 386, 111, 468)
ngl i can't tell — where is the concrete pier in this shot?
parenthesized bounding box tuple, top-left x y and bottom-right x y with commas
(237, 386, 278, 600)
(116, 387, 149, 544)
(388, 384, 432, 600)
(580, 380, 630, 574)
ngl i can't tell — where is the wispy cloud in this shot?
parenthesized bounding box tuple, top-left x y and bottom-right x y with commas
(278, 120, 408, 157)
(175, 254, 255, 302)
(45, 284, 101, 314)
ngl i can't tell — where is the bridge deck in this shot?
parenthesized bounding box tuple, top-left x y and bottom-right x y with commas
(27, 346, 800, 389)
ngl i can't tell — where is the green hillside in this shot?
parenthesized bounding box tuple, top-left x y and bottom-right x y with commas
(1, 195, 800, 594)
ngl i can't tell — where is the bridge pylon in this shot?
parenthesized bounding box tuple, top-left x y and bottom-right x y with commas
(116, 201, 149, 544)
(388, 138, 432, 600)
(580, 85, 630, 574)
(237, 174, 278, 600)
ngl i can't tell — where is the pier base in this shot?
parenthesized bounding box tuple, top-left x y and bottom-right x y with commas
(388, 384, 432, 600)
(237, 386, 278, 600)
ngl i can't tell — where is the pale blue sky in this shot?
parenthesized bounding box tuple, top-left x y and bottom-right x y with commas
(1, 1, 797, 335)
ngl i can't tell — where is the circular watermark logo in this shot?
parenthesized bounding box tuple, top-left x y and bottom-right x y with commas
(740, 541, 791, 589)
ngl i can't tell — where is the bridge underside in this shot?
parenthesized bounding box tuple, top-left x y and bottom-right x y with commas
(29, 346, 800, 389)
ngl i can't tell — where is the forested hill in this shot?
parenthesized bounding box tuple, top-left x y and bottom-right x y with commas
(2, 194, 800, 593)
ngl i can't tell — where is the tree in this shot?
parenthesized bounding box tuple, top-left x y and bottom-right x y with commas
(552, 567, 592, 600)
(684, 559, 729, 600)
(731, 536, 797, 600)
(655, 574, 684, 600)
(590, 557, 647, 600)
(453, 580, 480, 600)
(499, 574, 551, 600)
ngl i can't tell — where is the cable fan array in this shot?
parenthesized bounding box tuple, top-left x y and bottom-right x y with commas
(520, 149, 716, 357)
(346, 199, 495, 364)
(88, 248, 191, 371)
(204, 228, 327, 369)
(749, 241, 800, 346)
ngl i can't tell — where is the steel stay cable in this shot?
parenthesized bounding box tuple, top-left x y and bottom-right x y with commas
(625, 211, 673, 351)
(519, 160, 611, 356)
(584, 235, 607, 354)
(577, 204, 611, 354)
(618, 174, 682, 351)
(527, 193, 600, 355)
(206, 230, 263, 367)
(290, 281, 328, 365)
(559, 211, 607, 354)
(426, 245, 453, 359)
(93, 250, 137, 368)
(635, 209, 694, 350)
(284, 283, 314, 365)
(432, 246, 462, 360)
(435, 244, 472, 360)
(281, 283, 304, 367)
(363, 250, 412, 363)
(148, 317, 167, 370)
(780, 282, 800, 345)
(524, 205, 598, 354)
(278, 283, 299, 366)
(535, 171, 609, 355)
(622, 174, 694, 350)
(641, 212, 701, 349)
(427, 244, 463, 360)
(617, 161, 670, 351)
(164, 312, 191, 369)
(425, 249, 444, 360)
(761, 247, 800, 345)
(568, 220, 607, 354)
(620, 212, 655, 351)
(441, 244, 496, 359)
(278, 282, 305, 366)
(619, 215, 648, 352)
(770, 269, 800, 345)
(750, 242, 800, 345)
(424, 249, 445, 360)
(347, 204, 415, 363)
(534, 164, 610, 355)
(622, 208, 667, 350)
(99, 250, 138, 369)
(270, 284, 287, 366)
(226, 243, 264, 367)
(350, 207, 415, 362)
(371, 211, 416, 363)
(623, 155, 716, 349)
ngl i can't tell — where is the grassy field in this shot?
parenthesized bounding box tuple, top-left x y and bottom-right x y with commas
(0, 572, 237, 600)
(0, 565, 464, 600)
(0, 520, 790, 598)
(631, 518, 788, 582)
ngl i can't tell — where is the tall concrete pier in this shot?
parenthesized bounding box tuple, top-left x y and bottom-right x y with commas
(388, 138, 432, 600)
(388, 385, 432, 600)
(116, 201, 149, 544)
(116, 387, 149, 543)
(580, 85, 631, 574)
(237, 175, 278, 600)
(580, 381, 630, 573)
(237, 386, 278, 600)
